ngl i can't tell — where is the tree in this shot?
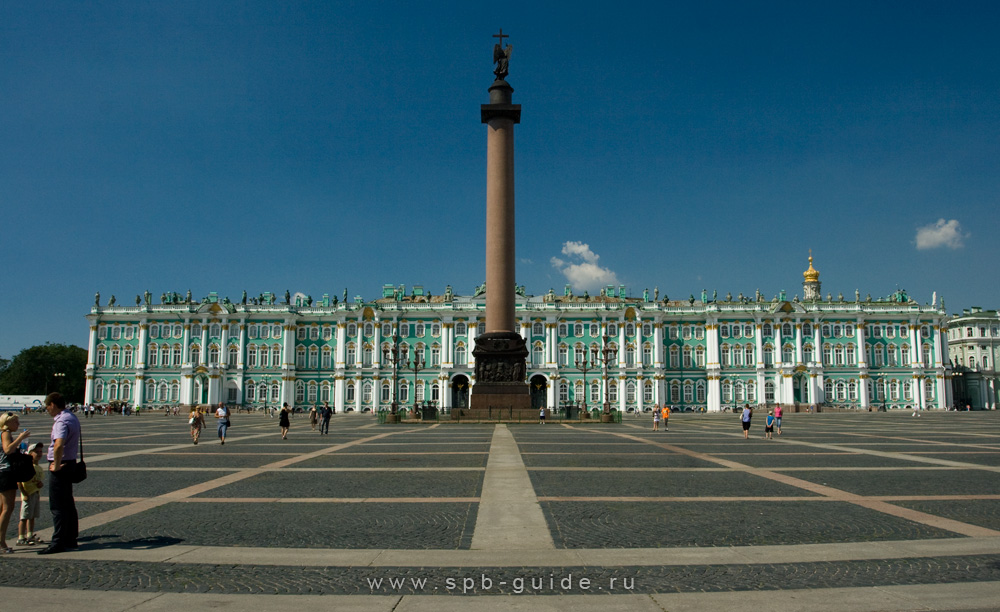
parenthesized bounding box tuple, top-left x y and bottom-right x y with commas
(0, 343, 87, 402)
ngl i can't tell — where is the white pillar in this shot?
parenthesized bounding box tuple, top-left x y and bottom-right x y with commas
(795, 321, 804, 364)
(181, 322, 190, 364)
(373, 318, 381, 368)
(336, 323, 346, 368)
(774, 320, 783, 366)
(856, 319, 867, 368)
(238, 320, 247, 369)
(653, 323, 663, 368)
(334, 376, 345, 412)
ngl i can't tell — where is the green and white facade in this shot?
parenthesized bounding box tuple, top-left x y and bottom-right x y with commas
(84, 261, 953, 412)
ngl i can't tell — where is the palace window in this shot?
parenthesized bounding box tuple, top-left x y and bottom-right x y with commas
(695, 326, 704, 340)
(696, 381, 706, 403)
(782, 344, 794, 363)
(431, 323, 441, 337)
(190, 345, 201, 365)
(765, 381, 775, 402)
(625, 345, 636, 367)
(456, 322, 467, 336)
(721, 325, 730, 339)
(124, 346, 133, 368)
(558, 345, 568, 366)
(322, 347, 332, 369)
(901, 345, 910, 366)
(380, 382, 391, 403)
(323, 326, 333, 340)
(670, 346, 680, 368)
(295, 381, 305, 403)
(721, 381, 732, 403)
(803, 323, 813, 337)
(559, 381, 569, 403)
(347, 343, 356, 365)
(532, 343, 544, 366)
(669, 326, 679, 340)
(645, 381, 654, 403)
(782, 323, 792, 337)
(720, 345, 730, 367)
(643, 344, 653, 366)
(670, 381, 681, 403)
(364, 323, 374, 336)
(248, 325, 258, 339)
(642, 324, 652, 336)
(348, 323, 357, 336)
(834, 345, 844, 365)
(608, 381, 618, 402)
(161, 345, 170, 366)
(763, 345, 774, 367)
(346, 383, 355, 402)
(97, 346, 108, 368)
(144, 344, 155, 367)
(762, 323, 773, 337)
(575, 323, 585, 337)
(362, 381, 373, 403)
(415, 323, 424, 337)
(745, 344, 754, 366)
(382, 323, 392, 337)
(228, 345, 239, 367)
(309, 346, 319, 369)
(922, 344, 932, 364)
(363, 346, 374, 367)
(400, 323, 410, 337)
(308, 382, 318, 403)
(625, 323, 635, 337)
(626, 380, 636, 403)
(683, 325, 692, 340)
(590, 381, 601, 403)
(309, 326, 319, 340)
(695, 346, 705, 367)
(590, 323, 599, 337)
(553, 323, 563, 336)
(431, 345, 441, 366)
(455, 344, 467, 366)
(849, 380, 858, 401)
(208, 345, 220, 365)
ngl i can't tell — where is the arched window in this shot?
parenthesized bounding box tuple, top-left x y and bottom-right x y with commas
(296, 346, 307, 368)
(644, 381, 654, 402)
(271, 345, 282, 368)
(670, 345, 680, 368)
(455, 322, 467, 336)
(110, 346, 120, 368)
(764, 381, 775, 402)
(210, 324, 221, 337)
(834, 345, 844, 365)
(322, 347, 332, 369)
(695, 346, 705, 367)
(144, 344, 155, 367)
(532, 342, 544, 366)
(532, 322, 544, 336)
(380, 382, 391, 403)
(625, 344, 636, 367)
(295, 381, 305, 402)
(670, 381, 681, 403)
(823, 379, 833, 401)
(696, 381, 706, 403)
(803, 343, 814, 364)
(590, 380, 601, 403)
(682, 346, 692, 368)
(762, 323, 773, 337)
(170, 381, 179, 402)
(124, 346, 134, 368)
(721, 381, 732, 403)
(362, 381, 373, 403)
(782, 323, 792, 337)
(309, 346, 319, 369)
(626, 380, 636, 402)
(190, 344, 201, 365)
(720, 344, 731, 367)
(157, 381, 168, 402)
(455, 343, 467, 366)
(362, 345, 374, 367)
(803, 323, 813, 337)
(849, 380, 858, 401)
(783, 344, 794, 363)
(745, 344, 754, 366)
(763, 345, 774, 367)
(836, 381, 846, 401)
(160, 345, 170, 366)
(734, 380, 745, 402)
(246, 381, 256, 402)
(228, 345, 239, 367)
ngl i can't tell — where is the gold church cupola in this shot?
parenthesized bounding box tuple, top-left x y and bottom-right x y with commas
(803, 250, 821, 300)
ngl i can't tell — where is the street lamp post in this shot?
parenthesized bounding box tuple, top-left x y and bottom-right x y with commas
(382, 335, 406, 416)
(577, 346, 597, 414)
(599, 335, 616, 416)
(407, 347, 426, 417)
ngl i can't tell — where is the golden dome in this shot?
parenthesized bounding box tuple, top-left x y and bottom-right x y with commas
(803, 251, 820, 283)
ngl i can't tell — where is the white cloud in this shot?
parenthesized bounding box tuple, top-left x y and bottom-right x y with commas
(915, 219, 967, 250)
(550, 241, 619, 291)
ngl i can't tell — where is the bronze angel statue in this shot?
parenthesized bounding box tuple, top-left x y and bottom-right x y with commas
(493, 41, 512, 80)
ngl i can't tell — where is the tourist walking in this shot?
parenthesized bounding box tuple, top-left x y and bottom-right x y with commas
(279, 403, 291, 439)
(0, 412, 32, 553)
(189, 407, 204, 444)
(652, 407, 660, 431)
(741, 404, 753, 440)
(39, 392, 82, 555)
(764, 410, 775, 439)
(309, 405, 319, 431)
(662, 404, 670, 431)
(320, 402, 333, 435)
(538, 406, 546, 424)
(774, 404, 783, 435)
(215, 403, 230, 445)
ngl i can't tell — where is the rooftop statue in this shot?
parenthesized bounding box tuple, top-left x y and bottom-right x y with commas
(492, 29, 512, 80)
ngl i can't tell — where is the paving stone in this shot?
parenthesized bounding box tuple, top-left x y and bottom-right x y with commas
(528, 470, 814, 498)
(296, 454, 489, 468)
(0, 555, 998, 594)
(786, 469, 1000, 496)
(539, 500, 961, 548)
(888, 500, 1000, 532)
(75, 501, 478, 549)
(193, 471, 485, 499)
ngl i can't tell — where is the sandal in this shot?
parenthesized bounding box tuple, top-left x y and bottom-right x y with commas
(0, 547, 14, 554)
(16, 538, 29, 546)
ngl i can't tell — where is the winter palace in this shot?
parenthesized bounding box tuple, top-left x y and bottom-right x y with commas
(83, 257, 954, 413)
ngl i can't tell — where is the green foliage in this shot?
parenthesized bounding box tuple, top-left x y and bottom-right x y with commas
(0, 343, 87, 402)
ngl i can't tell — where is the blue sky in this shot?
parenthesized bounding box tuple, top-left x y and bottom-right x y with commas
(2, 1, 998, 358)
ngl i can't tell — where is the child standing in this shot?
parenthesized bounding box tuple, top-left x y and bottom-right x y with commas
(764, 411, 775, 440)
(17, 442, 45, 545)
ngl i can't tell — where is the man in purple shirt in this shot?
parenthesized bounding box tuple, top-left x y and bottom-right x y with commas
(38, 392, 81, 554)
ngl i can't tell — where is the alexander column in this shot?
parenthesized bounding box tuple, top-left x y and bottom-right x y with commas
(468, 29, 531, 418)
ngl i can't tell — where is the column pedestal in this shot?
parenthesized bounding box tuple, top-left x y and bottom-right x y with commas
(462, 331, 532, 421)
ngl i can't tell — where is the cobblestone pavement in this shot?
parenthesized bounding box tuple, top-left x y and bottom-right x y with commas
(1, 410, 999, 607)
